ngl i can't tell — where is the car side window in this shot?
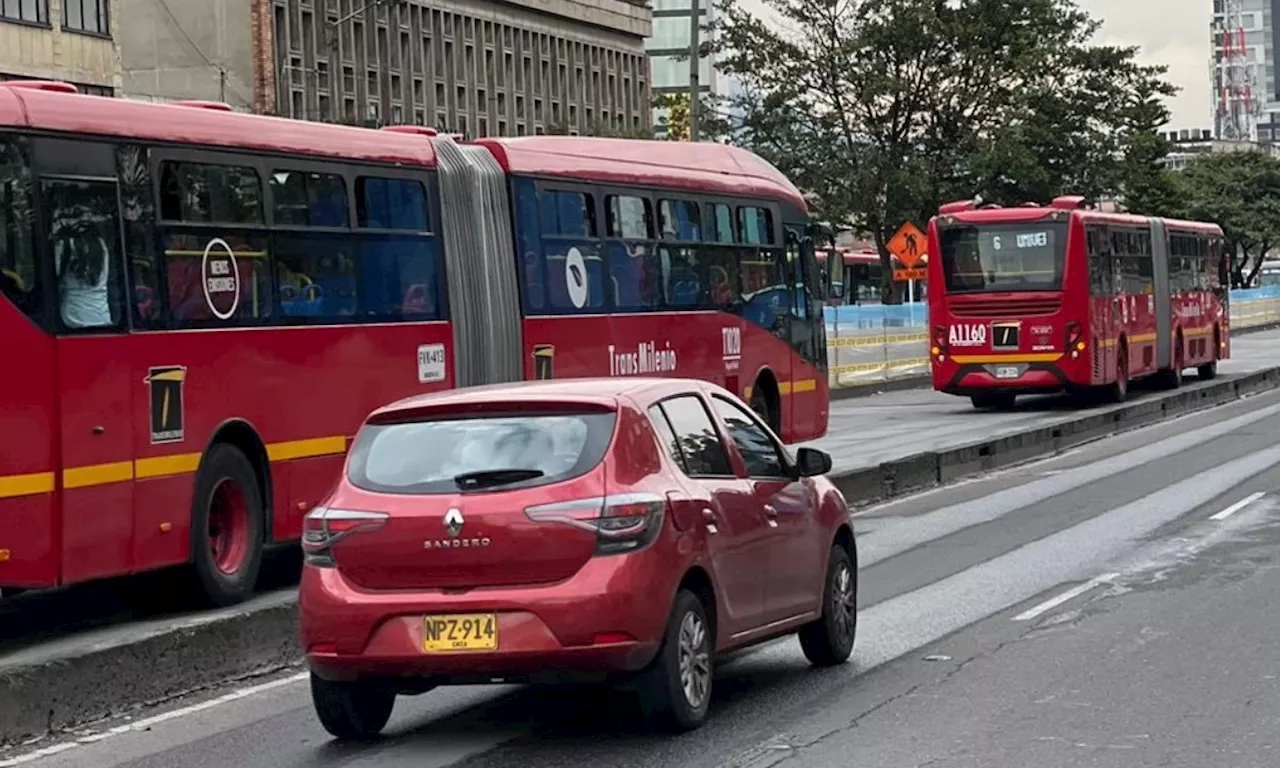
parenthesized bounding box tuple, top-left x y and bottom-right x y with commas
(710, 396, 788, 478)
(647, 404, 687, 473)
(654, 395, 734, 476)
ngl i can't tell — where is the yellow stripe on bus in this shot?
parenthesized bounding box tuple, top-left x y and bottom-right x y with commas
(0, 435, 351, 498)
(952, 353, 1063, 364)
(266, 436, 349, 461)
(63, 461, 135, 489)
(0, 471, 56, 500)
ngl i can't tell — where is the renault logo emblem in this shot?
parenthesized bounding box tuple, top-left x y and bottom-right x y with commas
(443, 508, 464, 538)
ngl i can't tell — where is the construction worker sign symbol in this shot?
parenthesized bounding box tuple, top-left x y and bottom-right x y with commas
(887, 222, 928, 268)
(146, 366, 187, 444)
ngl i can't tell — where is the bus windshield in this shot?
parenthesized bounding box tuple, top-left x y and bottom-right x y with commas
(940, 221, 1067, 293)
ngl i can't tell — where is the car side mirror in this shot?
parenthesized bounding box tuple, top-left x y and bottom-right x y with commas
(795, 447, 832, 477)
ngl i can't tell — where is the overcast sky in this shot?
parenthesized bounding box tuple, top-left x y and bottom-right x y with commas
(1074, 0, 1210, 129)
(731, 0, 1212, 130)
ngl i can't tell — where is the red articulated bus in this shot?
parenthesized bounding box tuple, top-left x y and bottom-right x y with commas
(926, 195, 1230, 410)
(0, 81, 831, 605)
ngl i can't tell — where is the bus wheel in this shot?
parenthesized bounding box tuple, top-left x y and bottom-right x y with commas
(1198, 360, 1218, 380)
(1109, 349, 1129, 403)
(750, 382, 780, 434)
(191, 443, 265, 606)
(970, 392, 1015, 411)
(1167, 335, 1184, 389)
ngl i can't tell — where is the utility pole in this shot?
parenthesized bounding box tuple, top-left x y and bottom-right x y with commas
(687, 0, 700, 142)
(218, 66, 227, 103)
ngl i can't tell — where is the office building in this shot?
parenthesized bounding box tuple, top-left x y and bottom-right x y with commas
(116, 0, 653, 137)
(646, 0, 739, 138)
(0, 0, 120, 96)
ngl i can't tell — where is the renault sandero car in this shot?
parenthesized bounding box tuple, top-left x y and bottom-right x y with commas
(298, 377, 857, 739)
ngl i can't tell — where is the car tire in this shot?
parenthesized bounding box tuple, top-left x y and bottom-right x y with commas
(799, 545, 857, 667)
(310, 673, 396, 741)
(637, 589, 714, 732)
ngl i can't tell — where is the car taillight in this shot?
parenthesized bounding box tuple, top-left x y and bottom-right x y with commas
(301, 507, 389, 567)
(932, 325, 948, 357)
(1065, 321, 1085, 356)
(524, 492, 666, 556)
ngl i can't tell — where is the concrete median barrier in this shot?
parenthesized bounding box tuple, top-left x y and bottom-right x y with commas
(5, 365, 1280, 748)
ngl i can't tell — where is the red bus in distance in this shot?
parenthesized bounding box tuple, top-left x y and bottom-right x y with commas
(926, 195, 1230, 410)
(0, 81, 832, 605)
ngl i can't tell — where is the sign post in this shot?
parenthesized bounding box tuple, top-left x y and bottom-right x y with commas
(886, 222, 928, 302)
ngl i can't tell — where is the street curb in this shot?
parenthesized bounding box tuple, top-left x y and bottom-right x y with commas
(830, 365, 1280, 507)
(4, 364, 1280, 747)
(0, 598, 300, 747)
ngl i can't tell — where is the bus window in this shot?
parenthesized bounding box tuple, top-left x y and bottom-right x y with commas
(0, 137, 41, 322)
(44, 177, 127, 331)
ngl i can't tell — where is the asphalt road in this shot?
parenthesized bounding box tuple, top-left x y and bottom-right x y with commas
(9, 382, 1280, 768)
(811, 324, 1280, 472)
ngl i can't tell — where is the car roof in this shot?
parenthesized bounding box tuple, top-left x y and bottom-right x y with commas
(369, 377, 718, 420)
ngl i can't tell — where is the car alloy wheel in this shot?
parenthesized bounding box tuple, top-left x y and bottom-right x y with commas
(677, 610, 712, 710)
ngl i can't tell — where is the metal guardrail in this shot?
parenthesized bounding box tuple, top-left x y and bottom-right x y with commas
(824, 287, 1280, 389)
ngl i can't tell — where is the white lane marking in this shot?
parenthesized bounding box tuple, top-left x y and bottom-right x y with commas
(1012, 573, 1120, 622)
(856, 401, 1280, 567)
(1210, 491, 1266, 521)
(0, 672, 308, 767)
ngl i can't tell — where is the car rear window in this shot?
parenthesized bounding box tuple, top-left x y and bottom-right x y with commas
(346, 411, 616, 494)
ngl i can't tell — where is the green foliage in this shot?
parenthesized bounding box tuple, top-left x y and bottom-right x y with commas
(710, 0, 1178, 301)
(653, 92, 733, 143)
(1177, 150, 1280, 288)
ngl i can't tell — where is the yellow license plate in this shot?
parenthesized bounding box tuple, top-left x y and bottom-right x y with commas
(422, 613, 499, 653)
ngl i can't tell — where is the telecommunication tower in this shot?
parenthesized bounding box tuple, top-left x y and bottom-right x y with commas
(1213, 0, 1260, 141)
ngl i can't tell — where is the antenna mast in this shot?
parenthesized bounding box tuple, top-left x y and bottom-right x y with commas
(1213, 0, 1260, 141)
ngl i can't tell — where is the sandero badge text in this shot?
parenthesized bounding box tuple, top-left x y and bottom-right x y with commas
(145, 366, 188, 444)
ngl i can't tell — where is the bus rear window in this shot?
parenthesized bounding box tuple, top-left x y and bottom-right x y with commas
(940, 222, 1066, 293)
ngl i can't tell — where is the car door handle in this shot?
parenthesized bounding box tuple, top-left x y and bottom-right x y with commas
(701, 508, 719, 535)
(763, 504, 778, 528)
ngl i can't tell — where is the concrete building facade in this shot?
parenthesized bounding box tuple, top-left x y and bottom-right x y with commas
(117, 0, 652, 137)
(0, 0, 121, 95)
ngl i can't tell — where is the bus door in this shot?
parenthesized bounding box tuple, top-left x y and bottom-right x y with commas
(784, 227, 826, 439)
(1087, 225, 1116, 384)
(0, 134, 61, 588)
(34, 136, 136, 585)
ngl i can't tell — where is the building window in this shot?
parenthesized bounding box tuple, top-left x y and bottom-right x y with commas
(62, 0, 108, 34)
(1, 0, 49, 25)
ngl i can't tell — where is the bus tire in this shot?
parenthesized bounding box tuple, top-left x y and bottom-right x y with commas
(1163, 335, 1184, 389)
(190, 443, 265, 607)
(970, 392, 1015, 411)
(1109, 347, 1129, 403)
(750, 379, 780, 435)
(1198, 360, 1218, 380)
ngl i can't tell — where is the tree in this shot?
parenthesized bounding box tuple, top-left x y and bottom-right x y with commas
(711, 0, 1176, 302)
(654, 91, 733, 142)
(1178, 150, 1280, 288)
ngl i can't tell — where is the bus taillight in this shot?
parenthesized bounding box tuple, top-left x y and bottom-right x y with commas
(1065, 322, 1085, 357)
(932, 325, 949, 358)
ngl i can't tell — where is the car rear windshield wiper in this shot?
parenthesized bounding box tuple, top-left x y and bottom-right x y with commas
(453, 468, 546, 490)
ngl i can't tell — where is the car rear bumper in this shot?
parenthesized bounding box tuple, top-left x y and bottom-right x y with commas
(299, 551, 678, 683)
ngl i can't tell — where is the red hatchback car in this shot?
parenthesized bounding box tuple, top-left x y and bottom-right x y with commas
(298, 377, 857, 738)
